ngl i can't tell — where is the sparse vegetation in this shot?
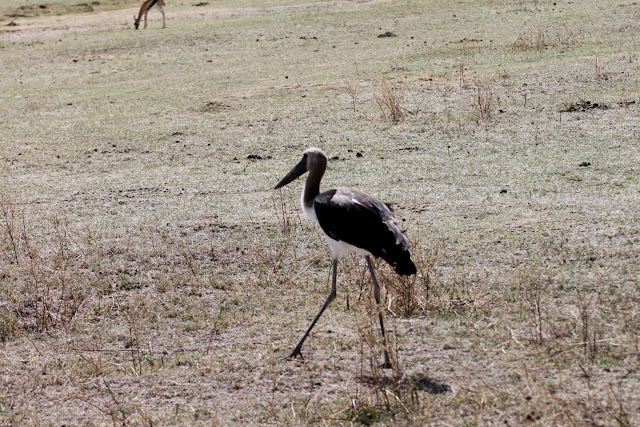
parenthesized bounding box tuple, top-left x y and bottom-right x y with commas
(375, 76, 406, 122)
(472, 78, 494, 121)
(594, 57, 610, 81)
(513, 30, 548, 51)
(1, 0, 640, 424)
(345, 79, 361, 113)
(0, 196, 94, 333)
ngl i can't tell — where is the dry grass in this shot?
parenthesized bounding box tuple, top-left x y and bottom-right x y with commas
(375, 76, 406, 122)
(345, 79, 361, 113)
(512, 30, 548, 51)
(472, 78, 494, 121)
(594, 57, 610, 81)
(512, 28, 582, 51)
(0, 196, 94, 334)
(1, 0, 640, 424)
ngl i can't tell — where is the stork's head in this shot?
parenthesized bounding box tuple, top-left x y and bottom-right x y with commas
(274, 147, 327, 189)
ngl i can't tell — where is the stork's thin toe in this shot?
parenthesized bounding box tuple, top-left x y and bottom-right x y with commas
(287, 347, 304, 360)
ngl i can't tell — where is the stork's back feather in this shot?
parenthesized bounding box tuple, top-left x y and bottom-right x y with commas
(314, 189, 416, 275)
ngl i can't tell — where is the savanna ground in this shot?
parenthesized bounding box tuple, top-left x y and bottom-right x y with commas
(1, 0, 640, 424)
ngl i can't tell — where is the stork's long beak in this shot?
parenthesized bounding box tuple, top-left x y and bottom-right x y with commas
(274, 158, 307, 189)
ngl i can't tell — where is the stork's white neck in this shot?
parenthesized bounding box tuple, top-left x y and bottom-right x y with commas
(301, 194, 317, 221)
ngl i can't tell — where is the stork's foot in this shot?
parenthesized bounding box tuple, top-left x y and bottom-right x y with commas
(380, 352, 392, 369)
(287, 346, 304, 360)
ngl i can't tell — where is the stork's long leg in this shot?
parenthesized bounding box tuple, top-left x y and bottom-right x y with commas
(288, 259, 338, 359)
(366, 256, 392, 369)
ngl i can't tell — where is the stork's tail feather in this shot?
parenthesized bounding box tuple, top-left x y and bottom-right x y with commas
(386, 250, 417, 276)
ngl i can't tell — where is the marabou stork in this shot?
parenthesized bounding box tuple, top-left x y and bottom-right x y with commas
(274, 147, 416, 367)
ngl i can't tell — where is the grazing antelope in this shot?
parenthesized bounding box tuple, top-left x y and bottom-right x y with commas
(134, 0, 165, 29)
(274, 147, 416, 368)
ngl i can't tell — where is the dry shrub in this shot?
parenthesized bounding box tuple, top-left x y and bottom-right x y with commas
(375, 76, 405, 122)
(513, 30, 548, 51)
(518, 267, 552, 345)
(473, 78, 494, 121)
(339, 233, 437, 320)
(574, 289, 606, 364)
(0, 195, 96, 334)
(377, 240, 437, 317)
(271, 188, 303, 236)
(345, 79, 361, 112)
(513, 29, 582, 51)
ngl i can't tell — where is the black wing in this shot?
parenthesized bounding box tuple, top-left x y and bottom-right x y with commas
(314, 188, 416, 275)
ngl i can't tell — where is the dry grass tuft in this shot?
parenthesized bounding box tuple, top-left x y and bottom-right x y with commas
(272, 189, 303, 236)
(378, 240, 437, 318)
(513, 28, 582, 51)
(375, 76, 406, 122)
(345, 79, 361, 113)
(518, 267, 552, 345)
(0, 195, 96, 334)
(472, 78, 494, 121)
(513, 30, 548, 51)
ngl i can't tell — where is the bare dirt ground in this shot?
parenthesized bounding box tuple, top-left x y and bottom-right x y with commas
(1, 0, 640, 425)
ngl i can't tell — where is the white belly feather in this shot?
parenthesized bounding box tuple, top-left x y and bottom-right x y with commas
(324, 234, 373, 259)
